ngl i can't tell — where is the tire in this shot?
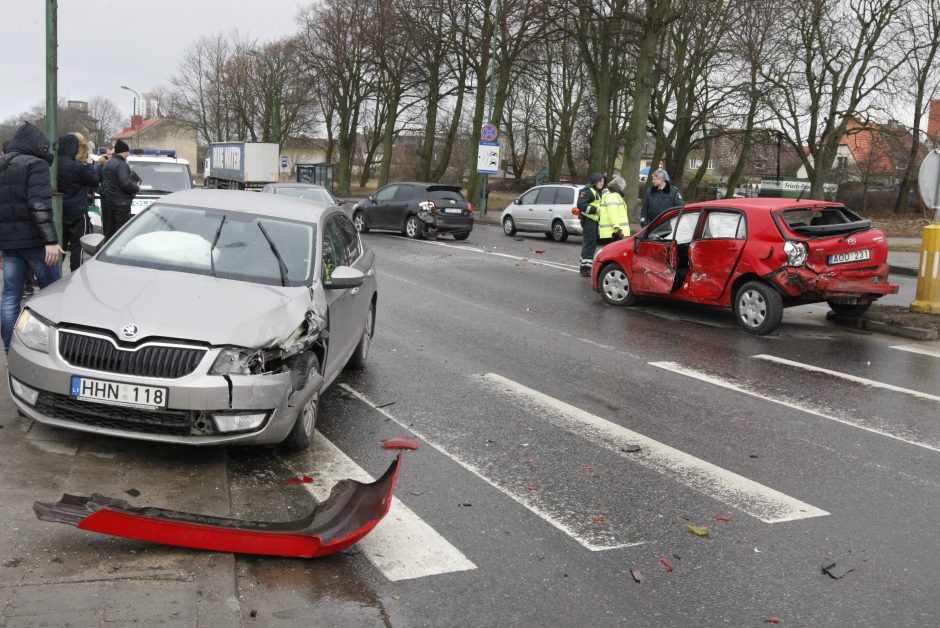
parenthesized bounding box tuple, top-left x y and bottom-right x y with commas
(551, 220, 569, 242)
(734, 281, 783, 335)
(280, 358, 321, 451)
(353, 210, 369, 234)
(827, 301, 871, 318)
(453, 232, 471, 241)
(502, 215, 517, 236)
(599, 263, 638, 306)
(346, 301, 374, 370)
(405, 215, 425, 239)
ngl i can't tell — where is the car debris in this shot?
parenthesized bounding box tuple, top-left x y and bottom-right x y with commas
(124, 488, 141, 497)
(285, 475, 314, 485)
(822, 551, 866, 579)
(630, 568, 644, 583)
(33, 440, 419, 559)
(715, 514, 732, 522)
(660, 557, 673, 572)
(685, 523, 710, 537)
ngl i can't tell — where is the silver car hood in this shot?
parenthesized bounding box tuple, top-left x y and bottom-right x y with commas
(29, 259, 314, 348)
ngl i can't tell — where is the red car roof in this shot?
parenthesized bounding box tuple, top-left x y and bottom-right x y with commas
(684, 198, 841, 212)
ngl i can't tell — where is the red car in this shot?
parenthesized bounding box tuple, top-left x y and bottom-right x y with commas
(592, 198, 899, 334)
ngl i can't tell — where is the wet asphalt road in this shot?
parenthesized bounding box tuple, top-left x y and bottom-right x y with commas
(2, 222, 940, 627)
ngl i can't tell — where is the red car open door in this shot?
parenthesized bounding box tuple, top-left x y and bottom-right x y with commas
(686, 209, 748, 301)
(631, 210, 680, 294)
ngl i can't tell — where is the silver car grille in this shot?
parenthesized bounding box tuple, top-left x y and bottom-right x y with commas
(58, 330, 207, 379)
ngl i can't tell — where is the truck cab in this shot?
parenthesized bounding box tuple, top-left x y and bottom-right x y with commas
(91, 149, 194, 230)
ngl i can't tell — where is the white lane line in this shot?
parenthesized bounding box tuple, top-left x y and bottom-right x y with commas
(651, 361, 940, 454)
(339, 384, 642, 552)
(292, 431, 476, 581)
(482, 373, 827, 524)
(753, 354, 940, 403)
(893, 344, 940, 359)
(404, 236, 581, 272)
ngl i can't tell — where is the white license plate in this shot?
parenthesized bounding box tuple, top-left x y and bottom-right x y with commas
(828, 249, 871, 265)
(444, 207, 463, 214)
(70, 376, 167, 408)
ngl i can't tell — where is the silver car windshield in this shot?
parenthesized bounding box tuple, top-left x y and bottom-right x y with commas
(129, 163, 192, 194)
(98, 204, 315, 287)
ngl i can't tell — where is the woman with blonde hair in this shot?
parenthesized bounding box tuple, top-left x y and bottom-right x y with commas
(56, 132, 99, 271)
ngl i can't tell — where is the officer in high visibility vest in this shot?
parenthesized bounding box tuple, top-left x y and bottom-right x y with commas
(598, 175, 631, 245)
(577, 172, 605, 276)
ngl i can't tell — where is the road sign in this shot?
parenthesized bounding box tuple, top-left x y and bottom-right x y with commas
(281, 155, 289, 170)
(481, 124, 498, 142)
(919, 150, 940, 217)
(477, 141, 499, 175)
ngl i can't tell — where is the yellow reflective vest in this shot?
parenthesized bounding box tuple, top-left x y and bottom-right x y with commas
(581, 187, 603, 222)
(598, 191, 630, 239)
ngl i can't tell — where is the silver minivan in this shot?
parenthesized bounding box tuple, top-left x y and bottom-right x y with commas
(500, 183, 583, 242)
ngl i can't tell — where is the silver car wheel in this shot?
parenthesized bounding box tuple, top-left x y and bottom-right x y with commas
(552, 222, 565, 240)
(602, 268, 630, 303)
(738, 289, 766, 328)
(301, 394, 318, 438)
(503, 217, 515, 235)
(353, 213, 365, 232)
(360, 304, 373, 361)
(406, 217, 418, 237)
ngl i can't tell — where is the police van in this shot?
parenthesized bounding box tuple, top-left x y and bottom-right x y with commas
(91, 148, 194, 230)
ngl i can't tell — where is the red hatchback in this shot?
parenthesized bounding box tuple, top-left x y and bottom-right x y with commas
(592, 199, 899, 334)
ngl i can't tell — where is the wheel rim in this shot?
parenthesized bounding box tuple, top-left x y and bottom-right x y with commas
(301, 394, 318, 438)
(353, 214, 364, 231)
(407, 218, 417, 236)
(602, 268, 630, 302)
(361, 305, 373, 360)
(503, 218, 514, 235)
(738, 289, 767, 328)
(553, 223, 564, 240)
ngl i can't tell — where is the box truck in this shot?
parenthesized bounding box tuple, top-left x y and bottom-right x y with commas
(205, 142, 279, 189)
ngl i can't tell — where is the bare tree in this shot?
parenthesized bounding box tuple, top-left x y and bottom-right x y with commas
(87, 96, 123, 148)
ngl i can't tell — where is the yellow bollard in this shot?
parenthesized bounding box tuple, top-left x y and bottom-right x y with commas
(911, 223, 940, 313)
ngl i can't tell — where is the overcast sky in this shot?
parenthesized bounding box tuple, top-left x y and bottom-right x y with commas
(1, 0, 302, 121)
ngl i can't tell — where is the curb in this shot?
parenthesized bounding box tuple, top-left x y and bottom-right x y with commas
(828, 312, 938, 341)
(889, 265, 918, 277)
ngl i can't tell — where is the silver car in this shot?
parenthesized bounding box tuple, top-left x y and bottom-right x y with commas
(499, 183, 583, 242)
(7, 189, 376, 450)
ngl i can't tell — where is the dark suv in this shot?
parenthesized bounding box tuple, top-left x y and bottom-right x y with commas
(352, 183, 474, 240)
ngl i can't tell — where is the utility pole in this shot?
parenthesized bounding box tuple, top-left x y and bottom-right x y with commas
(480, 0, 499, 218)
(46, 0, 62, 265)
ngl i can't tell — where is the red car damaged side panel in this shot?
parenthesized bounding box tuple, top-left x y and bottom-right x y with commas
(766, 264, 898, 299)
(33, 454, 403, 559)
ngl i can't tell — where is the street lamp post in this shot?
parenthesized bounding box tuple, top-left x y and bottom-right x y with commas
(46, 0, 62, 268)
(121, 85, 140, 148)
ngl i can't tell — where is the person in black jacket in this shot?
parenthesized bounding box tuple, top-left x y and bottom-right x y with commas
(640, 168, 684, 227)
(100, 139, 140, 239)
(0, 122, 62, 352)
(57, 132, 99, 271)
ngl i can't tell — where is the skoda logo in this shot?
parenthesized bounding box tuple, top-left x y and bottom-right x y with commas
(121, 324, 140, 339)
(847, 237, 857, 245)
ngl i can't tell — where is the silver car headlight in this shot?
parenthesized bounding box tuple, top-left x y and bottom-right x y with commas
(210, 347, 264, 375)
(784, 240, 808, 267)
(14, 309, 52, 353)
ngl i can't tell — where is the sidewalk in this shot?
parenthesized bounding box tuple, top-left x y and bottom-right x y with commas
(888, 237, 921, 277)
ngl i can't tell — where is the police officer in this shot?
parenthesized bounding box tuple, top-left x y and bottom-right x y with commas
(577, 172, 605, 276)
(640, 168, 683, 227)
(598, 175, 631, 245)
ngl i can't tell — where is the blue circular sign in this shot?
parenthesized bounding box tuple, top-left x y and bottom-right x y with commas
(481, 124, 498, 142)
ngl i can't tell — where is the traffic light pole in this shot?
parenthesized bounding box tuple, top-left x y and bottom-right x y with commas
(46, 0, 63, 265)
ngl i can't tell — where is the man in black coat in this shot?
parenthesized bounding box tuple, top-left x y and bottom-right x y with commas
(640, 168, 684, 227)
(57, 132, 99, 271)
(0, 122, 62, 352)
(100, 139, 140, 239)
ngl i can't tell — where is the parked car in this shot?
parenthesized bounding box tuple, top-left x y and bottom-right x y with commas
(592, 198, 899, 335)
(500, 183, 583, 242)
(351, 182, 473, 240)
(260, 182, 344, 206)
(7, 189, 376, 450)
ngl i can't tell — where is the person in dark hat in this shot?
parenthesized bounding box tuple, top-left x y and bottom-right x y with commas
(100, 138, 140, 239)
(576, 172, 606, 276)
(57, 132, 99, 270)
(0, 122, 62, 352)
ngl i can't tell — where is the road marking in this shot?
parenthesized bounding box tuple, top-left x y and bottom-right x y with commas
(892, 344, 940, 359)
(651, 361, 940, 454)
(404, 236, 581, 272)
(292, 432, 476, 581)
(340, 384, 642, 552)
(482, 373, 827, 524)
(753, 354, 940, 403)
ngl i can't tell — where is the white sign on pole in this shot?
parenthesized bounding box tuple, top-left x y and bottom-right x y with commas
(919, 150, 940, 213)
(477, 141, 500, 175)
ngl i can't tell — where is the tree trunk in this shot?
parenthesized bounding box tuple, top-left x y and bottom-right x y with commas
(377, 94, 400, 187)
(418, 67, 441, 181)
(621, 12, 659, 221)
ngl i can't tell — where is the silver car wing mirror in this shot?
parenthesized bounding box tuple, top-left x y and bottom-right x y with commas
(325, 265, 366, 290)
(80, 233, 106, 256)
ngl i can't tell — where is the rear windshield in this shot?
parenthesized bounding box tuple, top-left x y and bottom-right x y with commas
(427, 187, 466, 205)
(129, 162, 192, 194)
(776, 206, 870, 237)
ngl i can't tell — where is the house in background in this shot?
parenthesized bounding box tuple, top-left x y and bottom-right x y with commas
(281, 136, 330, 178)
(113, 115, 198, 169)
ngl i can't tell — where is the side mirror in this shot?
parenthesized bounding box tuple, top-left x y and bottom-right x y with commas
(325, 265, 365, 289)
(337, 200, 346, 207)
(513, 198, 520, 205)
(80, 233, 106, 256)
(368, 195, 375, 202)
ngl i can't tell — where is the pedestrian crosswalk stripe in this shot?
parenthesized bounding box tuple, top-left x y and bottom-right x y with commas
(483, 372, 828, 524)
(891, 344, 940, 359)
(340, 384, 643, 552)
(652, 361, 940, 454)
(289, 431, 477, 581)
(753, 354, 940, 403)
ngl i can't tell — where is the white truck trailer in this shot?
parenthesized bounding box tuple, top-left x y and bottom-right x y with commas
(204, 142, 279, 190)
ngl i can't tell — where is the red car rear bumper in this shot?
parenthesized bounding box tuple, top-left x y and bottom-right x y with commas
(768, 264, 899, 299)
